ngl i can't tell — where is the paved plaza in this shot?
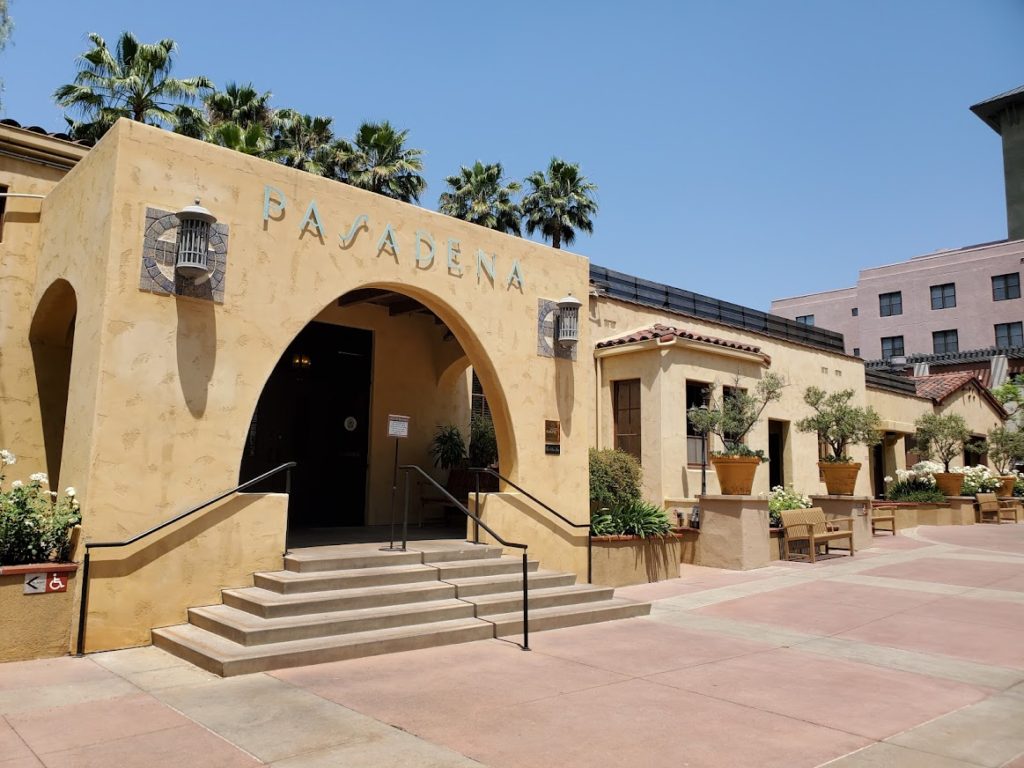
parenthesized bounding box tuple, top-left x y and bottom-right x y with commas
(3, 525, 1024, 767)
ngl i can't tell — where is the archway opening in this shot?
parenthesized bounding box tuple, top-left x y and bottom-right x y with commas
(29, 279, 77, 487)
(240, 287, 507, 545)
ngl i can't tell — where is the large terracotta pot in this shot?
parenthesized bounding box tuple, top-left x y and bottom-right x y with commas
(818, 461, 861, 495)
(933, 472, 964, 497)
(710, 455, 761, 495)
(998, 475, 1016, 498)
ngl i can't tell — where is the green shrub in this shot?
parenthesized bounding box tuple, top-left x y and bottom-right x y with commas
(429, 424, 467, 470)
(468, 415, 498, 468)
(884, 479, 945, 503)
(767, 485, 811, 527)
(590, 499, 671, 538)
(589, 448, 642, 508)
(0, 452, 81, 566)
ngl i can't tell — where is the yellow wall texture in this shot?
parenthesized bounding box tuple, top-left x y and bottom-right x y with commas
(937, 387, 1005, 467)
(25, 120, 591, 648)
(591, 295, 873, 502)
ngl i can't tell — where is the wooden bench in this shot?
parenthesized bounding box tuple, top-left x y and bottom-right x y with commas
(975, 493, 1003, 524)
(780, 507, 855, 563)
(997, 497, 1022, 524)
(871, 505, 897, 536)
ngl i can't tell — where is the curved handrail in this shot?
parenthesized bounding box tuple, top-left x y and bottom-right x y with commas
(401, 464, 530, 650)
(400, 464, 526, 550)
(470, 467, 592, 584)
(76, 461, 296, 656)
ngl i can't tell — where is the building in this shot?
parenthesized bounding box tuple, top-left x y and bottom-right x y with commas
(771, 86, 1024, 361)
(0, 116, 1005, 663)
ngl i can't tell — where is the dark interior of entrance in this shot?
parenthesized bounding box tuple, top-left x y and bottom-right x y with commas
(768, 420, 787, 489)
(241, 322, 372, 530)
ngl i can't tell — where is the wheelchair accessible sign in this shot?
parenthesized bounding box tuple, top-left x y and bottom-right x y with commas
(23, 572, 68, 594)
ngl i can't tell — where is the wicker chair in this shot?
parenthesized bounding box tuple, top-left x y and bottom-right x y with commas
(975, 493, 1002, 524)
(780, 507, 855, 563)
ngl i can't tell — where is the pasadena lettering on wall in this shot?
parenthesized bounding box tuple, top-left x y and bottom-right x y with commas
(262, 185, 526, 291)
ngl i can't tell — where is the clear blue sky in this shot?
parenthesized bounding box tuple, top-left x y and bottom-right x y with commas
(2, 1, 1021, 308)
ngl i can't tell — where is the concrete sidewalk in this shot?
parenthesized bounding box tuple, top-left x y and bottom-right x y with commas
(3, 524, 1024, 767)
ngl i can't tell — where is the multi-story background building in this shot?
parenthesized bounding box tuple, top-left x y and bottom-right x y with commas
(772, 86, 1024, 362)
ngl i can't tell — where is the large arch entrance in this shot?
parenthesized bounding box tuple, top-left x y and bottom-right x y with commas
(240, 286, 505, 544)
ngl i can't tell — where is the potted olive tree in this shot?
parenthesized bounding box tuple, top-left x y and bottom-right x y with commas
(913, 413, 971, 496)
(986, 426, 1024, 497)
(687, 373, 785, 495)
(796, 387, 881, 495)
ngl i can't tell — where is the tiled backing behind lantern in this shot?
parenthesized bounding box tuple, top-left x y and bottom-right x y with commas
(139, 207, 229, 303)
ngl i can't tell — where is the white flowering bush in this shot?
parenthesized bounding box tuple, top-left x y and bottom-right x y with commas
(0, 451, 81, 565)
(886, 461, 944, 502)
(767, 485, 811, 527)
(952, 465, 1002, 495)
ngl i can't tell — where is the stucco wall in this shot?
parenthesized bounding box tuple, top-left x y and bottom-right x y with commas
(937, 387, 1004, 467)
(0, 570, 77, 661)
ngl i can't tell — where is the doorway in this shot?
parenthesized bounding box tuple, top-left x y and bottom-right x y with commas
(240, 322, 372, 530)
(871, 443, 885, 499)
(768, 420, 788, 489)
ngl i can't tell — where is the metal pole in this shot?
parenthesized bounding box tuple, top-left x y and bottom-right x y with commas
(381, 440, 401, 551)
(521, 551, 530, 651)
(75, 551, 90, 657)
(401, 470, 409, 551)
(701, 433, 707, 496)
(587, 529, 592, 584)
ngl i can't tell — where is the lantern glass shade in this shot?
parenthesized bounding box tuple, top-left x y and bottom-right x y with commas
(175, 200, 217, 278)
(556, 293, 583, 348)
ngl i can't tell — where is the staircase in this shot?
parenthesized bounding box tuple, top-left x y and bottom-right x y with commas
(153, 540, 650, 676)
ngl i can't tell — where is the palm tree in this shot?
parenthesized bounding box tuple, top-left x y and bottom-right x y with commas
(336, 121, 426, 203)
(438, 162, 522, 235)
(210, 122, 277, 158)
(270, 109, 337, 176)
(53, 32, 212, 140)
(521, 158, 598, 249)
(206, 82, 272, 129)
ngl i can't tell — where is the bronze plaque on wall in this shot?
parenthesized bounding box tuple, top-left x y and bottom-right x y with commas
(545, 420, 560, 455)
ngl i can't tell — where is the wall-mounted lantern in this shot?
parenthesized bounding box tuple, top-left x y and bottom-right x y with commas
(174, 199, 217, 278)
(556, 293, 583, 348)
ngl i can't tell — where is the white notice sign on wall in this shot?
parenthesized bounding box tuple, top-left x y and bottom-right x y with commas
(387, 414, 410, 439)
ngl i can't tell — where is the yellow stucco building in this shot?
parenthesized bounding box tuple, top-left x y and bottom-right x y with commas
(0, 118, 1007, 661)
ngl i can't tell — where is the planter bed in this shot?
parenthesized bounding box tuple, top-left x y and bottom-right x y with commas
(591, 533, 684, 587)
(0, 562, 78, 662)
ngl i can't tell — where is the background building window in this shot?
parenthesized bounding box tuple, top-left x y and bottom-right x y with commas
(995, 322, 1024, 348)
(993, 273, 1021, 301)
(613, 379, 642, 460)
(879, 291, 902, 317)
(881, 335, 904, 359)
(853, 347, 860, 356)
(686, 381, 710, 464)
(795, 315, 814, 326)
(471, 370, 491, 421)
(932, 329, 959, 354)
(851, 307, 859, 316)
(930, 283, 956, 310)
(965, 437, 988, 467)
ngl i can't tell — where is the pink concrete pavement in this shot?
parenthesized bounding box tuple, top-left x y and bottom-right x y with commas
(4, 523, 1024, 767)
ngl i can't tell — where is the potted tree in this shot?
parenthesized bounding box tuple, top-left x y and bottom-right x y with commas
(687, 373, 785, 495)
(796, 387, 881, 495)
(985, 426, 1024, 497)
(913, 413, 971, 496)
(429, 424, 470, 502)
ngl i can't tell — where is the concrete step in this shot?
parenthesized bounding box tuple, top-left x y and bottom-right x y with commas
(254, 563, 438, 594)
(283, 542, 503, 573)
(223, 581, 457, 619)
(153, 618, 495, 677)
(466, 584, 615, 615)
(188, 599, 477, 645)
(431, 556, 539, 580)
(447, 569, 577, 598)
(488, 598, 652, 636)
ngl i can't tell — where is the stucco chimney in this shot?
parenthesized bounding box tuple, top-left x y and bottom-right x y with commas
(972, 86, 1024, 241)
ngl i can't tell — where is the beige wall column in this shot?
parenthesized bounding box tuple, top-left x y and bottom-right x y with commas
(695, 495, 771, 570)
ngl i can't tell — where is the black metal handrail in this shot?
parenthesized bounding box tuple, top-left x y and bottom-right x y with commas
(470, 467, 592, 585)
(400, 464, 530, 650)
(75, 461, 296, 656)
